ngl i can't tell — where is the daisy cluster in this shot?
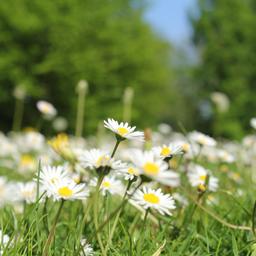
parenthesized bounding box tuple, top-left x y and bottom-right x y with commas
(0, 115, 256, 254)
(0, 118, 254, 211)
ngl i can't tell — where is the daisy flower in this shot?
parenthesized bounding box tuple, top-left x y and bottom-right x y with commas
(18, 154, 37, 173)
(118, 165, 140, 181)
(79, 149, 126, 171)
(80, 238, 94, 256)
(18, 182, 37, 204)
(172, 193, 188, 206)
(0, 229, 11, 254)
(48, 179, 88, 201)
(189, 131, 216, 147)
(152, 143, 184, 159)
(131, 150, 180, 187)
(132, 187, 176, 215)
(179, 142, 191, 153)
(14, 131, 45, 153)
(187, 164, 219, 192)
(217, 149, 235, 163)
(0, 177, 14, 207)
(37, 100, 57, 119)
(90, 176, 124, 196)
(39, 165, 69, 197)
(104, 118, 144, 141)
(48, 133, 74, 160)
(250, 118, 256, 130)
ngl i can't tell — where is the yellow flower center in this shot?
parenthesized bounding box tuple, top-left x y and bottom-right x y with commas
(20, 155, 34, 167)
(22, 190, 34, 198)
(198, 136, 207, 145)
(199, 175, 207, 182)
(50, 177, 58, 184)
(41, 104, 51, 114)
(182, 143, 190, 153)
(48, 133, 69, 152)
(102, 181, 111, 188)
(96, 155, 110, 167)
(160, 146, 171, 157)
(58, 186, 73, 197)
(143, 193, 160, 204)
(143, 162, 159, 175)
(117, 127, 129, 136)
(128, 167, 138, 176)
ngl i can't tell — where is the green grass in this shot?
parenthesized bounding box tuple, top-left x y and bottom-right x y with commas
(0, 160, 255, 255)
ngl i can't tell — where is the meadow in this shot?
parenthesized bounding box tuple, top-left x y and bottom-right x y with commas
(0, 101, 256, 255)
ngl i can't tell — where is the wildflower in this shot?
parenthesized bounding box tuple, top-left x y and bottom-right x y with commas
(250, 118, 256, 130)
(104, 118, 144, 141)
(157, 123, 172, 134)
(13, 85, 26, 100)
(39, 165, 69, 197)
(49, 179, 88, 201)
(37, 100, 57, 119)
(18, 182, 37, 204)
(217, 149, 235, 163)
(18, 154, 37, 173)
(0, 177, 14, 207)
(48, 133, 74, 160)
(179, 142, 190, 153)
(0, 230, 11, 254)
(118, 165, 140, 181)
(243, 135, 256, 147)
(52, 117, 68, 132)
(152, 143, 183, 159)
(132, 187, 176, 215)
(99, 176, 123, 196)
(172, 193, 188, 206)
(210, 92, 230, 112)
(14, 131, 45, 153)
(189, 131, 216, 147)
(80, 238, 94, 256)
(187, 164, 218, 192)
(79, 149, 126, 173)
(0, 133, 18, 157)
(131, 150, 180, 187)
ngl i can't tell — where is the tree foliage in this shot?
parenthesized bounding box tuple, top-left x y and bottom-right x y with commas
(192, 0, 256, 138)
(0, 0, 177, 134)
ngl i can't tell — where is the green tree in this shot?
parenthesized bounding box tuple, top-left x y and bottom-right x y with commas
(191, 0, 256, 138)
(0, 0, 178, 134)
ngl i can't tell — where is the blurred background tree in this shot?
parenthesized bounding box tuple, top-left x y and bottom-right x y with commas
(0, 0, 188, 134)
(2, 0, 255, 138)
(191, 0, 256, 139)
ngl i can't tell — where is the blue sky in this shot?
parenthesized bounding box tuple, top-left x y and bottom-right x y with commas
(144, 0, 197, 45)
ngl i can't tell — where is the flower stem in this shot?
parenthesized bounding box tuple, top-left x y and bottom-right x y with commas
(93, 175, 106, 255)
(137, 209, 150, 253)
(43, 197, 49, 234)
(111, 140, 121, 158)
(96, 180, 142, 233)
(182, 188, 251, 231)
(123, 87, 134, 123)
(75, 89, 86, 137)
(143, 208, 150, 227)
(103, 180, 133, 254)
(43, 199, 65, 256)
